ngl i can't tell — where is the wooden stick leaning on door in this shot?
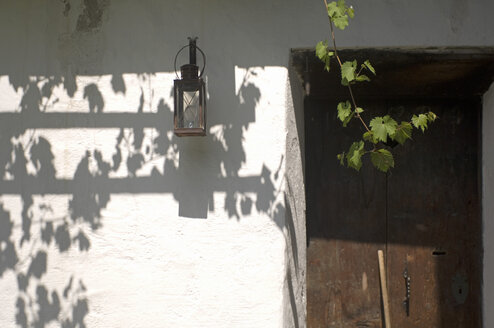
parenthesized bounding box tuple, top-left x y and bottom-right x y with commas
(378, 250, 391, 328)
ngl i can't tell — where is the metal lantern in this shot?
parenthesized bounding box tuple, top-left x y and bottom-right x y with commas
(173, 37, 207, 136)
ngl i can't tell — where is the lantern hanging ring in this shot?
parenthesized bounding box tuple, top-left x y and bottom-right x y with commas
(174, 41, 206, 79)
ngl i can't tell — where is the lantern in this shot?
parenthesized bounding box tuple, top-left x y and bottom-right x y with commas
(173, 37, 207, 136)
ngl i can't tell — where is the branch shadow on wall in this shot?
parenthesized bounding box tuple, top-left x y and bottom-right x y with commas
(0, 65, 286, 328)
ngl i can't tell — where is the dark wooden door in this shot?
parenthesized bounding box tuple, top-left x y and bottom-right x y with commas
(306, 97, 482, 327)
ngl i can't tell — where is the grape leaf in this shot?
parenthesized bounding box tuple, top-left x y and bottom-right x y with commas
(316, 41, 328, 59)
(337, 152, 345, 166)
(327, 1, 343, 17)
(356, 74, 371, 82)
(337, 101, 352, 122)
(342, 112, 353, 127)
(356, 107, 364, 113)
(341, 60, 357, 84)
(347, 6, 354, 18)
(333, 16, 349, 29)
(315, 41, 334, 72)
(322, 57, 330, 71)
(327, 0, 350, 30)
(363, 131, 377, 144)
(363, 60, 376, 75)
(371, 149, 394, 172)
(346, 140, 364, 171)
(369, 115, 398, 142)
(412, 114, 428, 132)
(325, 57, 332, 71)
(390, 121, 413, 145)
(427, 111, 437, 122)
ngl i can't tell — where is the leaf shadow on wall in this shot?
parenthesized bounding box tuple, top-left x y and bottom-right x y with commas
(0, 76, 99, 327)
(0, 2, 303, 326)
(0, 64, 288, 328)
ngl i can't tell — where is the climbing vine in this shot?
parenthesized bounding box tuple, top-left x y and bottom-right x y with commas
(316, 0, 437, 172)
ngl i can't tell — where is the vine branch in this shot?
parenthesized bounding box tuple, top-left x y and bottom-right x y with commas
(317, 0, 437, 172)
(323, 0, 370, 133)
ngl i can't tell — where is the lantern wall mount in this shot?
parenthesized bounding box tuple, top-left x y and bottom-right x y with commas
(173, 37, 207, 137)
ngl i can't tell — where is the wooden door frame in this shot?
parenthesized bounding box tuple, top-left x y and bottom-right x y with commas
(290, 47, 494, 327)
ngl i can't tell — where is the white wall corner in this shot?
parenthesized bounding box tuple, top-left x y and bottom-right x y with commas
(282, 62, 307, 328)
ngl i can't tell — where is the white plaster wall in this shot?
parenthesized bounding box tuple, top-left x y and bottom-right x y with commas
(483, 82, 494, 328)
(0, 1, 493, 327)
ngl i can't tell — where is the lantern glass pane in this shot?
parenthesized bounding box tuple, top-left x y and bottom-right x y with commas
(182, 90, 200, 129)
(174, 79, 206, 136)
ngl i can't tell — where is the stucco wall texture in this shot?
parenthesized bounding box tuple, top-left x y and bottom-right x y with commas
(0, 1, 493, 327)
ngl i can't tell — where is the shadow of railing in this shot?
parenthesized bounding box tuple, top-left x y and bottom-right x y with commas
(0, 69, 286, 327)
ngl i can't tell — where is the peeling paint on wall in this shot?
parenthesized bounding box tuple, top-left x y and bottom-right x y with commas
(57, 0, 109, 77)
(76, 0, 110, 32)
(61, 0, 71, 17)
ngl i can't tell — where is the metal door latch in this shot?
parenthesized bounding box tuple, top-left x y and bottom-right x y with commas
(403, 268, 411, 316)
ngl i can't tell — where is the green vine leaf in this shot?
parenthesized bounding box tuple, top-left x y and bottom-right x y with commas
(342, 113, 353, 127)
(427, 111, 437, 122)
(346, 140, 365, 171)
(318, 1, 436, 173)
(347, 5, 355, 18)
(371, 149, 394, 172)
(337, 101, 352, 123)
(316, 41, 328, 59)
(327, 0, 351, 30)
(337, 152, 345, 166)
(363, 131, 378, 144)
(390, 121, 413, 145)
(315, 41, 334, 72)
(369, 115, 398, 142)
(316, 41, 327, 60)
(333, 16, 349, 30)
(363, 60, 376, 75)
(356, 75, 371, 82)
(412, 114, 428, 132)
(327, 1, 344, 17)
(341, 60, 357, 85)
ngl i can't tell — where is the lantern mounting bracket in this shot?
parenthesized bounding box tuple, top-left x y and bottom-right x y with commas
(174, 37, 206, 79)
